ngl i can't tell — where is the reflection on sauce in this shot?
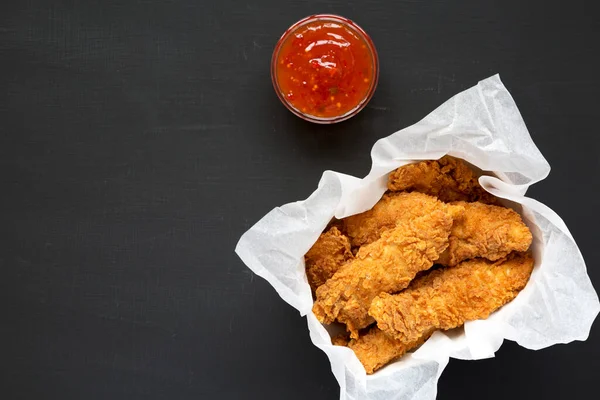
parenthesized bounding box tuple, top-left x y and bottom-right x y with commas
(275, 19, 375, 119)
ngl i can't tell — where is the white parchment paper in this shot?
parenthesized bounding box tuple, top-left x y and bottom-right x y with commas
(235, 75, 599, 400)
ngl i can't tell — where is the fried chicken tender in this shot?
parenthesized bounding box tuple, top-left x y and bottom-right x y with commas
(387, 156, 496, 203)
(348, 327, 432, 374)
(369, 253, 535, 343)
(313, 201, 464, 338)
(305, 227, 354, 292)
(438, 202, 532, 267)
(343, 192, 457, 247)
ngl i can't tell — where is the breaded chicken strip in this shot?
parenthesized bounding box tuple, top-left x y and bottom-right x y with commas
(438, 202, 532, 266)
(369, 253, 534, 343)
(343, 192, 456, 247)
(305, 227, 354, 292)
(313, 202, 464, 338)
(387, 156, 496, 203)
(347, 326, 432, 374)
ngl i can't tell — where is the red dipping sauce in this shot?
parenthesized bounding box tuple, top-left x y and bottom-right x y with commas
(272, 15, 379, 123)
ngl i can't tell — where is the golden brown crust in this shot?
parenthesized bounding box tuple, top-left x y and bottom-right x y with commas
(348, 327, 432, 374)
(312, 198, 464, 338)
(305, 227, 354, 292)
(438, 202, 533, 266)
(343, 192, 461, 247)
(387, 156, 496, 204)
(369, 253, 535, 343)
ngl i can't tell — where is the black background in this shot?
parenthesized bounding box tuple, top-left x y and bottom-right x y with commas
(1, 1, 599, 399)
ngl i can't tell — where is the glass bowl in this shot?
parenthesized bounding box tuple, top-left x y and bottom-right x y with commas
(271, 14, 379, 124)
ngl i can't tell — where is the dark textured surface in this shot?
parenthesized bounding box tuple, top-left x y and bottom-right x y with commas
(1, 1, 598, 399)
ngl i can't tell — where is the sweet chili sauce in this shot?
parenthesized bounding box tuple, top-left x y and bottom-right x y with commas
(272, 15, 379, 123)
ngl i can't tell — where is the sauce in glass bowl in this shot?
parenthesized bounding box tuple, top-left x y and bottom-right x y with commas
(272, 15, 379, 124)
